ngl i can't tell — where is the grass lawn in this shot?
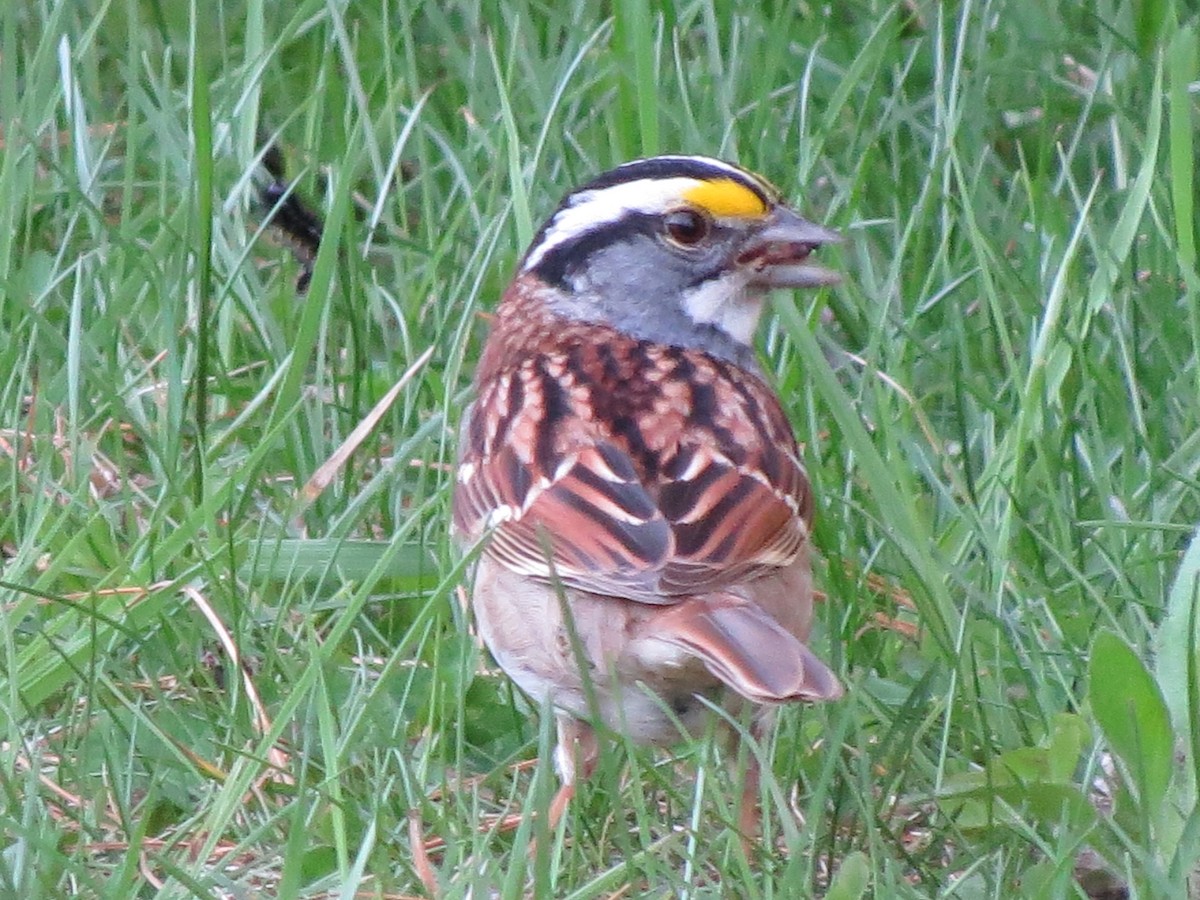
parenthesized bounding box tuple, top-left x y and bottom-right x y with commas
(2, 1, 1199, 896)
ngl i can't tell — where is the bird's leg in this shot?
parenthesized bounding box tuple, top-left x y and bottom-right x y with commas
(547, 716, 598, 831)
(737, 754, 764, 859)
(735, 707, 777, 857)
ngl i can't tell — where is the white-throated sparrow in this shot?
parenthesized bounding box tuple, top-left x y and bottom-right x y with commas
(454, 155, 843, 841)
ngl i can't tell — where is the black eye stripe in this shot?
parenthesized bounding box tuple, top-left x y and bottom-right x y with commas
(526, 212, 660, 287)
(527, 206, 735, 288)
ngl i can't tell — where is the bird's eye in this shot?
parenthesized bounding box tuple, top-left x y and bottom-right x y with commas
(663, 208, 711, 247)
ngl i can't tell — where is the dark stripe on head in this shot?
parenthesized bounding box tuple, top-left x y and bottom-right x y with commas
(527, 210, 659, 287)
(582, 156, 777, 205)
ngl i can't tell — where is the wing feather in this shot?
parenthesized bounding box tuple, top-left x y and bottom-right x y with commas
(453, 342, 811, 605)
(653, 594, 843, 701)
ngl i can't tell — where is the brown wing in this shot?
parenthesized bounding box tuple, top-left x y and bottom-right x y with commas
(453, 330, 810, 605)
(652, 594, 842, 701)
(455, 438, 674, 601)
(653, 440, 808, 596)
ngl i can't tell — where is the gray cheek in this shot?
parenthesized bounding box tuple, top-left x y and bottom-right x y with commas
(548, 241, 758, 366)
(587, 245, 694, 320)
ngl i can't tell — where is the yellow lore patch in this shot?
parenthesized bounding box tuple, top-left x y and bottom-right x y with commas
(682, 178, 769, 219)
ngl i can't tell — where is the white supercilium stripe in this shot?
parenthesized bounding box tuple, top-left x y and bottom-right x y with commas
(523, 177, 703, 273)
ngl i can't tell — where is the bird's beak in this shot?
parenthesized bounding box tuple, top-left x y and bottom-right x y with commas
(738, 206, 841, 288)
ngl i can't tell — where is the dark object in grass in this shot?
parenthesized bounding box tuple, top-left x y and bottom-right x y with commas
(255, 138, 420, 293)
(257, 141, 324, 292)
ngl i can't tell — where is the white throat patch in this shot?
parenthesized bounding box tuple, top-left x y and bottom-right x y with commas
(680, 272, 764, 345)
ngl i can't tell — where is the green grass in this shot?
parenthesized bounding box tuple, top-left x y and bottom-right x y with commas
(2, 0, 1199, 896)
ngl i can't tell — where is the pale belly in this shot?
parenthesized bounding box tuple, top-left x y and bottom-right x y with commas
(470, 555, 744, 745)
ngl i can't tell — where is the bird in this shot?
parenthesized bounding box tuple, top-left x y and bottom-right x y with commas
(453, 154, 844, 845)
